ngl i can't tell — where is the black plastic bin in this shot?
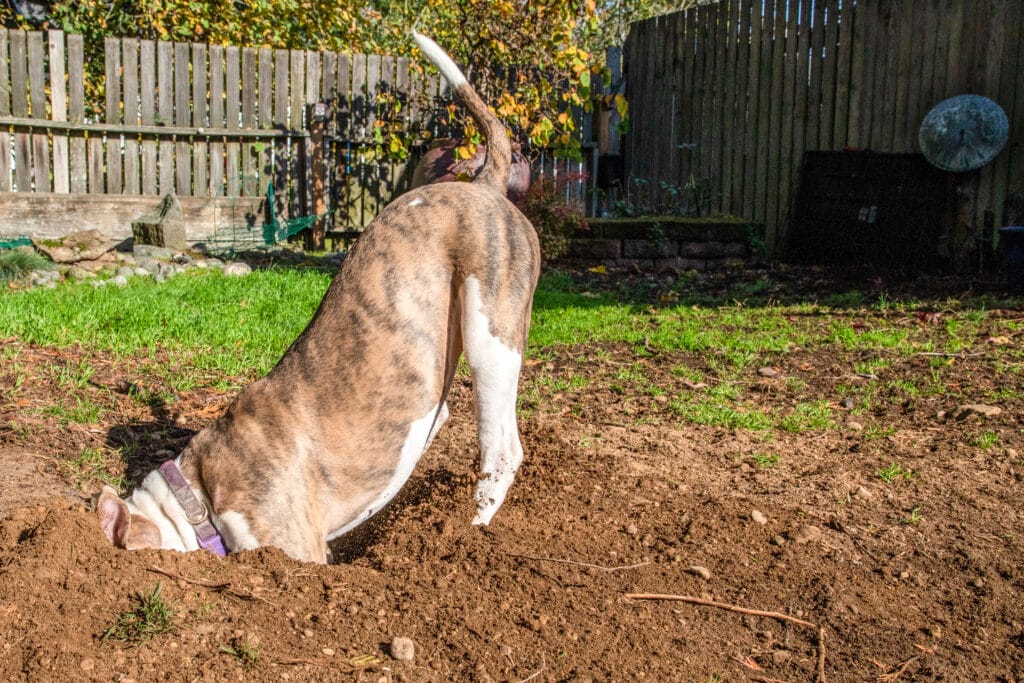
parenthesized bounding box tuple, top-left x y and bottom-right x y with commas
(1000, 226, 1024, 295)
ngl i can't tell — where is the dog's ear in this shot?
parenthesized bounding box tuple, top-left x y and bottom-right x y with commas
(97, 487, 162, 550)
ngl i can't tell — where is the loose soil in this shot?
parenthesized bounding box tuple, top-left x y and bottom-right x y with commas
(1, 268, 1023, 681)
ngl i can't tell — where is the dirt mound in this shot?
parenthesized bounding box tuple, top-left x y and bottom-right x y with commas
(1, 333, 1023, 680)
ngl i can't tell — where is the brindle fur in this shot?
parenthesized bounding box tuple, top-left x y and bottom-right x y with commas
(100, 32, 540, 563)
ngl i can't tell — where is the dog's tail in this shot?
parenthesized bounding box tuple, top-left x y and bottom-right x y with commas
(411, 31, 511, 194)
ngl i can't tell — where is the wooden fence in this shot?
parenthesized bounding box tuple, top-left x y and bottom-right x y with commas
(0, 29, 591, 242)
(624, 0, 1024, 255)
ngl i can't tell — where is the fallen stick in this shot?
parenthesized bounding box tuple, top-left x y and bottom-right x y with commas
(877, 656, 918, 682)
(516, 654, 546, 683)
(148, 566, 276, 605)
(508, 553, 651, 573)
(624, 593, 827, 683)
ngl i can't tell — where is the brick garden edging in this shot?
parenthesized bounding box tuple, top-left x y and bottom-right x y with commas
(565, 217, 763, 272)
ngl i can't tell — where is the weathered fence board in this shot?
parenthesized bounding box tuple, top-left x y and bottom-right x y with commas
(0, 31, 10, 191)
(625, 0, 1024, 254)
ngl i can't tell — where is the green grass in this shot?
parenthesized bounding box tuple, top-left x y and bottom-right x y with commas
(60, 446, 125, 489)
(101, 583, 176, 645)
(221, 637, 261, 671)
(0, 249, 53, 284)
(779, 401, 835, 433)
(973, 431, 999, 449)
(41, 397, 105, 426)
(0, 269, 328, 376)
(750, 452, 779, 468)
(877, 462, 915, 483)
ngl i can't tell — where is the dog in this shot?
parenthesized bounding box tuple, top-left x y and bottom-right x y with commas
(97, 31, 540, 564)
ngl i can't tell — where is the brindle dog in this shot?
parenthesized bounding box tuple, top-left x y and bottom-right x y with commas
(98, 32, 540, 563)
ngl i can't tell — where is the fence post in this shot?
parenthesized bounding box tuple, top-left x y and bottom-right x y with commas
(305, 101, 329, 251)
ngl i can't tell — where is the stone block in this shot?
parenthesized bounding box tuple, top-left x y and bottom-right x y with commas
(568, 238, 621, 259)
(623, 239, 677, 259)
(131, 194, 186, 250)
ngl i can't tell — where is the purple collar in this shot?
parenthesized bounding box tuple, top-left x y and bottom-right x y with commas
(158, 460, 228, 556)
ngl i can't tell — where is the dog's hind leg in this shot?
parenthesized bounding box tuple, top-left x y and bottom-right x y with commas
(460, 276, 529, 526)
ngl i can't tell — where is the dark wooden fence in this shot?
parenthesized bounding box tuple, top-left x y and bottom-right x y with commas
(624, 0, 1024, 255)
(0, 29, 591, 242)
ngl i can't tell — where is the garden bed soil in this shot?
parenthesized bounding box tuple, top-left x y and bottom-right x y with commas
(1, 272, 1023, 681)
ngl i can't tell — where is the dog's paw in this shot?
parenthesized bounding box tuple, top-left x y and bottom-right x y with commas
(471, 504, 497, 526)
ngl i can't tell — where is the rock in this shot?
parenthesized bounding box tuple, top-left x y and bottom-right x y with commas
(750, 510, 768, 525)
(133, 266, 150, 277)
(953, 404, 1002, 420)
(80, 657, 95, 671)
(321, 647, 334, 656)
(853, 485, 873, 501)
(112, 275, 129, 287)
(685, 565, 711, 580)
(133, 244, 175, 261)
(32, 229, 117, 263)
(205, 257, 225, 269)
(625, 523, 639, 536)
(1006, 448, 1019, 459)
(840, 398, 855, 409)
(848, 421, 864, 431)
(757, 367, 779, 377)
(390, 636, 416, 662)
(792, 524, 822, 544)
(135, 257, 161, 275)
(223, 261, 253, 277)
(771, 650, 791, 665)
(131, 193, 187, 250)
(67, 265, 96, 280)
(771, 535, 786, 546)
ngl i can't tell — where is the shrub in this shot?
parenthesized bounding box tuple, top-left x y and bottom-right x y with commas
(516, 173, 588, 262)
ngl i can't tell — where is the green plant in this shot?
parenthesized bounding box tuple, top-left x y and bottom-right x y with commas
(221, 637, 261, 671)
(102, 583, 176, 645)
(877, 462, 915, 484)
(60, 447, 125, 489)
(41, 396, 105, 426)
(903, 506, 923, 525)
(0, 249, 52, 284)
(973, 431, 999, 449)
(750, 452, 779, 468)
(515, 173, 589, 262)
(779, 401, 834, 433)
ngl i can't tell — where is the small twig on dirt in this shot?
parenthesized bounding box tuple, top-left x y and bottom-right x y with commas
(624, 593, 827, 683)
(732, 653, 763, 670)
(276, 657, 323, 666)
(877, 656, 919, 682)
(516, 654, 546, 683)
(914, 351, 985, 358)
(508, 553, 651, 573)
(148, 566, 229, 589)
(751, 677, 795, 683)
(148, 566, 276, 606)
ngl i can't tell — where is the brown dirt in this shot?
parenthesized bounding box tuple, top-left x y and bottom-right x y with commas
(1, 291, 1024, 681)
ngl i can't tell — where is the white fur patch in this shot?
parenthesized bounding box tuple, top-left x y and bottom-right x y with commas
(124, 459, 199, 552)
(408, 197, 424, 206)
(461, 276, 524, 525)
(327, 404, 440, 539)
(215, 510, 260, 551)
